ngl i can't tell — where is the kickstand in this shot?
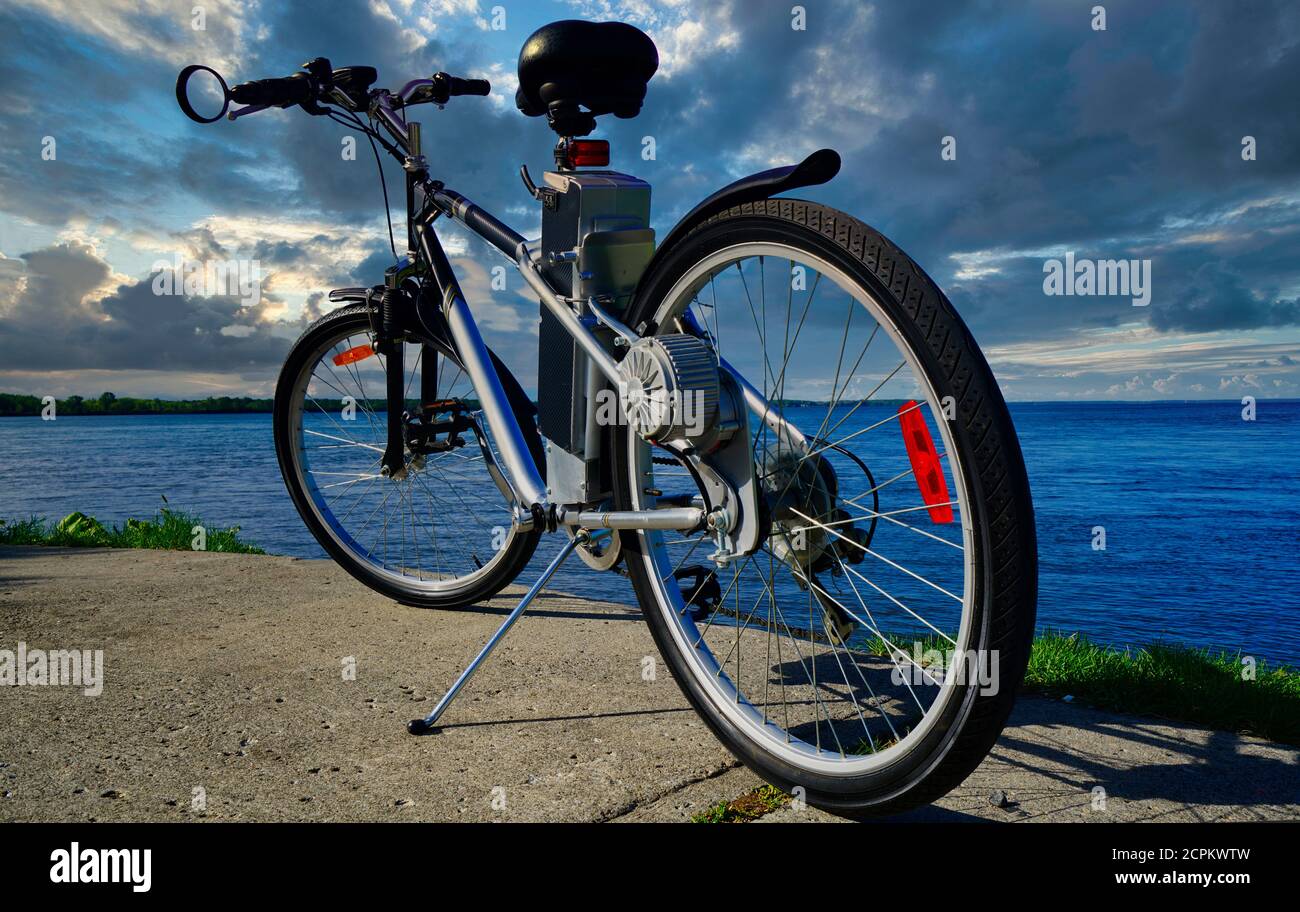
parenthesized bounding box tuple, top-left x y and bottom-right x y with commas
(408, 531, 586, 735)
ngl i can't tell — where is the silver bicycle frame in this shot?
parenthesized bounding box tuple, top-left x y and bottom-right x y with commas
(417, 185, 708, 533)
(367, 89, 747, 536)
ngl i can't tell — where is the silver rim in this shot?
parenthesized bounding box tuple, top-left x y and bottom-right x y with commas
(629, 242, 977, 778)
(286, 320, 521, 594)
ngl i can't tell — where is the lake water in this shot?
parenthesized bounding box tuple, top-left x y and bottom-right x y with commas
(1, 400, 1297, 665)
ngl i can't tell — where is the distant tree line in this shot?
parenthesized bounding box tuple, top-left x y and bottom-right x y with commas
(1, 392, 274, 416)
(0, 392, 468, 417)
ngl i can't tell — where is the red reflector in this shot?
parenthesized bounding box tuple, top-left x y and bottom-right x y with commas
(898, 400, 953, 524)
(566, 139, 609, 168)
(332, 343, 375, 367)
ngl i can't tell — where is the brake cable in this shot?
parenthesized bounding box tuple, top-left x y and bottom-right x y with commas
(324, 104, 400, 264)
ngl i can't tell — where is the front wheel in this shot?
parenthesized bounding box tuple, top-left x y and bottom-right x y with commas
(273, 303, 543, 608)
(613, 200, 1038, 817)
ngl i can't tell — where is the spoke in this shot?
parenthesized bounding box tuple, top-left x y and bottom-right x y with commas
(794, 500, 961, 530)
(838, 500, 964, 551)
(839, 560, 958, 647)
(782, 394, 919, 468)
(316, 474, 384, 490)
(841, 452, 948, 508)
(304, 428, 384, 454)
(738, 260, 782, 395)
(829, 549, 921, 724)
(745, 559, 846, 755)
(774, 550, 945, 690)
(789, 507, 964, 604)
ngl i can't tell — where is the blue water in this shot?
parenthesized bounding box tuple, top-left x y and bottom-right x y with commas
(1, 400, 1297, 665)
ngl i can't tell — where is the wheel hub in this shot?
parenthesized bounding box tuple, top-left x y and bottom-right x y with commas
(760, 445, 835, 566)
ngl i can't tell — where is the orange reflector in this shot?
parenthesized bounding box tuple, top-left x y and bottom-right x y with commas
(332, 343, 375, 367)
(898, 400, 953, 524)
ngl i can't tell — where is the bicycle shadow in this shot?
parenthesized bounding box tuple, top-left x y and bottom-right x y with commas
(762, 651, 1300, 821)
(975, 697, 1300, 819)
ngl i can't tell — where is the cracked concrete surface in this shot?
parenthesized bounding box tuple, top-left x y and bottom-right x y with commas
(1, 547, 1296, 823)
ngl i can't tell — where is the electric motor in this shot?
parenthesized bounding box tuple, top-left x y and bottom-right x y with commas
(616, 334, 720, 444)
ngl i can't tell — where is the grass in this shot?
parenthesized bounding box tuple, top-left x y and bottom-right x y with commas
(690, 785, 791, 823)
(1024, 631, 1299, 746)
(857, 626, 1298, 746)
(0, 509, 263, 554)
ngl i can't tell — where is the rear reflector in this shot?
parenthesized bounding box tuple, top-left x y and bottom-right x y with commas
(332, 343, 375, 367)
(563, 139, 609, 168)
(898, 400, 953, 524)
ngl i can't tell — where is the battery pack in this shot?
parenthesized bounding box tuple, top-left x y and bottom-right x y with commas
(536, 170, 655, 505)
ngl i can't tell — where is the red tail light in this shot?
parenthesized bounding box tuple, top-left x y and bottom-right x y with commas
(898, 400, 953, 524)
(558, 139, 609, 168)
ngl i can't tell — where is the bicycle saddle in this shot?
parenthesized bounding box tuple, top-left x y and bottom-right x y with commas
(515, 20, 658, 136)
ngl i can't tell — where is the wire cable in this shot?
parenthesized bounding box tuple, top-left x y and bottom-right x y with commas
(326, 106, 399, 264)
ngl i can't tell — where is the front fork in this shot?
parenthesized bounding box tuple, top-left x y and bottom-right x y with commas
(378, 267, 411, 480)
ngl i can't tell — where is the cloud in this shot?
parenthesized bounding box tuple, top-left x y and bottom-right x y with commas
(0, 240, 301, 373)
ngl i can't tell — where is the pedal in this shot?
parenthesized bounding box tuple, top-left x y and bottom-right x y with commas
(674, 564, 722, 622)
(405, 398, 473, 455)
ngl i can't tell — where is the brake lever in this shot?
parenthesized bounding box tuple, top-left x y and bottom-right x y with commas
(398, 73, 454, 109)
(227, 104, 269, 121)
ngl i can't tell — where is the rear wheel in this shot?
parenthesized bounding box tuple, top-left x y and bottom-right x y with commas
(614, 200, 1037, 817)
(274, 304, 542, 608)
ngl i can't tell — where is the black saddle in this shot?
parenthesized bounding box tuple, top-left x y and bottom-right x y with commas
(516, 20, 658, 136)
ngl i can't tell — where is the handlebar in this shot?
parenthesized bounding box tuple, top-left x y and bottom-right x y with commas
(443, 74, 491, 98)
(229, 73, 314, 108)
(176, 60, 491, 126)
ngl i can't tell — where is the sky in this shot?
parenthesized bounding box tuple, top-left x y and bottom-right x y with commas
(0, 0, 1296, 401)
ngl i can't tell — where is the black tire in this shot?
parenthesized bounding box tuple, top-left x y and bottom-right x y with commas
(613, 200, 1037, 817)
(273, 304, 543, 609)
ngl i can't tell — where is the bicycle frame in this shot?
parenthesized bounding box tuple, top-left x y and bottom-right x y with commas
(317, 81, 707, 537)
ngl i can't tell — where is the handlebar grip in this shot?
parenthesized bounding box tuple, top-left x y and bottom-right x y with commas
(446, 76, 491, 97)
(229, 74, 313, 108)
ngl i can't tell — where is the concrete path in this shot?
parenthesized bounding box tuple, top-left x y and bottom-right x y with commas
(1, 547, 1296, 823)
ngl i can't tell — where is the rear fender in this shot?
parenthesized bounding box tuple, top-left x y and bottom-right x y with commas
(632, 148, 842, 325)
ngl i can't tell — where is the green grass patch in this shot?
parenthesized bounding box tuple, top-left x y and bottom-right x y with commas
(691, 784, 792, 823)
(855, 627, 1299, 746)
(1024, 632, 1299, 746)
(0, 509, 263, 554)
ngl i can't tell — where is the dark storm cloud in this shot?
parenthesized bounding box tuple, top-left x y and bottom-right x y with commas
(1148, 255, 1300, 333)
(0, 241, 295, 371)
